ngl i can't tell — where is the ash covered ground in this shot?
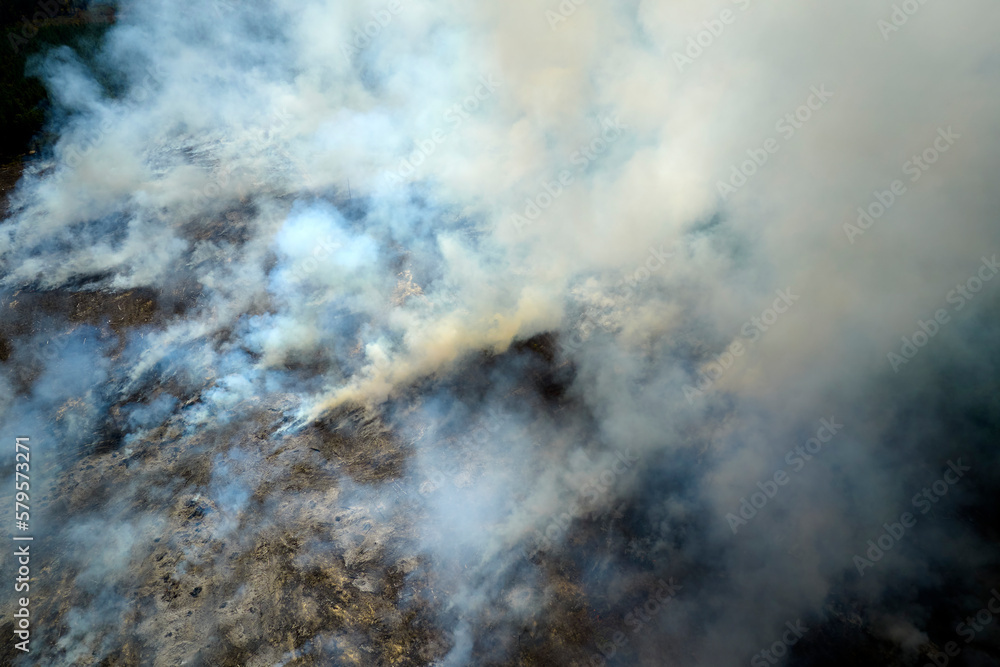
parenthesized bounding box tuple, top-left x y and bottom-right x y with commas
(2, 1, 1000, 666)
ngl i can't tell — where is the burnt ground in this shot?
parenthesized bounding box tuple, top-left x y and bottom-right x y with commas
(0, 289, 997, 666)
(0, 283, 606, 665)
(0, 160, 23, 220)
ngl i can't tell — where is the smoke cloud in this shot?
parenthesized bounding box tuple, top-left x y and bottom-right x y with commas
(2, 0, 1000, 664)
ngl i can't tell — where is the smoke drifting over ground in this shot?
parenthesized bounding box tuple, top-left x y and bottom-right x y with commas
(2, 0, 1000, 665)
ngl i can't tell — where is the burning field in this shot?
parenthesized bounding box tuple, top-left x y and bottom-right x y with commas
(2, 1, 1000, 665)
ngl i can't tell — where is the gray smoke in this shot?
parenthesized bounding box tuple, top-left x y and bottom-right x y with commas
(2, 0, 1000, 665)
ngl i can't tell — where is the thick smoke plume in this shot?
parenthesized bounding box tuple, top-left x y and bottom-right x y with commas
(2, 0, 1000, 665)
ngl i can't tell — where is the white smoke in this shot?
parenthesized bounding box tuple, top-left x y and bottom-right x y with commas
(2, 0, 1000, 664)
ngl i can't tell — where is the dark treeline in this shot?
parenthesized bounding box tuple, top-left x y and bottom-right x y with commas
(0, 1, 113, 163)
